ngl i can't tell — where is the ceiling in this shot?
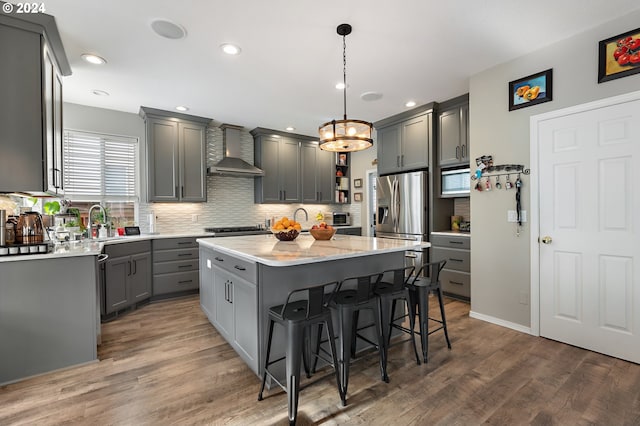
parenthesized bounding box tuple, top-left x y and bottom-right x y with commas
(42, 0, 640, 136)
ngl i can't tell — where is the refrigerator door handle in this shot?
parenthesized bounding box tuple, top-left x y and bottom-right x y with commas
(394, 178, 401, 233)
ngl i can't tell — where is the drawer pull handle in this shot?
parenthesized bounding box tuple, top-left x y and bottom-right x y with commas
(448, 241, 463, 244)
(177, 242, 193, 245)
(178, 264, 194, 268)
(448, 258, 463, 262)
(178, 279, 193, 284)
(234, 265, 246, 271)
(214, 257, 224, 262)
(178, 253, 193, 257)
(449, 280, 464, 286)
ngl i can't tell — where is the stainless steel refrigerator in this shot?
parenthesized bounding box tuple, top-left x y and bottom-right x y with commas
(375, 171, 428, 271)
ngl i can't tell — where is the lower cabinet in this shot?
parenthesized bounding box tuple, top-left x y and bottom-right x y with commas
(335, 227, 362, 236)
(430, 233, 470, 301)
(152, 237, 200, 297)
(103, 241, 152, 316)
(199, 246, 258, 373)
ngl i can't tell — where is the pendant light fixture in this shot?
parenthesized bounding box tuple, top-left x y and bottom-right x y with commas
(319, 24, 373, 152)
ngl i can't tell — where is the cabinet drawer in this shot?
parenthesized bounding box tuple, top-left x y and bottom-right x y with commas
(431, 247, 470, 272)
(440, 270, 470, 299)
(105, 240, 151, 258)
(430, 234, 470, 249)
(153, 237, 199, 250)
(153, 259, 198, 275)
(153, 270, 199, 295)
(210, 250, 257, 283)
(153, 248, 199, 262)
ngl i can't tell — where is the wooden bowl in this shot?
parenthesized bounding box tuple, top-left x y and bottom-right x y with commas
(309, 228, 336, 240)
(271, 228, 300, 241)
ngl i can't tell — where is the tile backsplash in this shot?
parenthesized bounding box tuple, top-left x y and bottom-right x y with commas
(137, 126, 357, 234)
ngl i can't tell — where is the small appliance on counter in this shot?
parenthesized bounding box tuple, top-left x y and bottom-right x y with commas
(0, 211, 52, 257)
(328, 212, 351, 226)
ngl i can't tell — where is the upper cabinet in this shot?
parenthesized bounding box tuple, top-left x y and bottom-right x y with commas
(140, 107, 211, 202)
(437, 94, 470, 167)
(252, 128, 333, 204)
(0, 11, 71, 195)
(375, 104, 434, 176)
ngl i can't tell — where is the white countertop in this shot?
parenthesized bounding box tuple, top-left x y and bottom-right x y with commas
(431, 231, 471, 237)
(197, 234, 430, 267)
(0, 232, 212, 263)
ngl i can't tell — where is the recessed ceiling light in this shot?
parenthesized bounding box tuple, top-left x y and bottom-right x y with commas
(220, 43, 241, 55)
(405, 100, 417, 107)
(285, 126, 295, 132)
(91, 89, 110, 96)
(175, 106, 189, 112)
(335, 82, 346, 90)
(150, 19, 186, 39)
(81, 54, 106, 65)
(361, 91, 383, 102)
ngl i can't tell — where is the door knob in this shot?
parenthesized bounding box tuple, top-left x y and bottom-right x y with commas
(541, 236, 552, 244)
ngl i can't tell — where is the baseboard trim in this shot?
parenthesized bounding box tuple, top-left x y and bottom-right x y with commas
(469, 310, 533, 335)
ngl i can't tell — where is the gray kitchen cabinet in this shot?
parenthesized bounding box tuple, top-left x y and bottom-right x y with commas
(0, 12, 70, 195)
(430, 233, 470, 301)
(152, 237, 200, 297)
(374, 104, 434, 176)
(103, 241, 152, 316)
(437, 94, 470, 167)
(253, 128, 320, 204)
(199, 248, 215, 321)
(140, 107, 211, 202)
(200, 246, 258, 372)
(336, 227, 362, 236)
(301, 141, 334, 203)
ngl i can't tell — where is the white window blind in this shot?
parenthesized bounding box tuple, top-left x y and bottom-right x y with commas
(63, 130, 138, 201)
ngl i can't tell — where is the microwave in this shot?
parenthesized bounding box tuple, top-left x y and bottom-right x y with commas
(441, 168, 470, 196)
(330, 212, 351, 226)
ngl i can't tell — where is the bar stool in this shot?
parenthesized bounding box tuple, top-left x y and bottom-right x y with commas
(407, 260, 452, 363)
(314, 272, 386, 405)
(258, 281, 343, 426)
(375, 265, 421, 365)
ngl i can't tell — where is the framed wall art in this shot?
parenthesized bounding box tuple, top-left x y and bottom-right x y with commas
(353, 178, 362, 188)
(353, 192, 363, 202)
(598, 27, 640, 83)
(508, 69, 553, 111)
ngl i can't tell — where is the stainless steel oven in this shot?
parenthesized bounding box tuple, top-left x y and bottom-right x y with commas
(330, 212, 351, 226)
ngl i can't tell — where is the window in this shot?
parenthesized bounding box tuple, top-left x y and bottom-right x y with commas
(63, 130, 139, 227)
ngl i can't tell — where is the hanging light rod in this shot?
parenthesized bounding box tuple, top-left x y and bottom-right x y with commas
(318, 23, 373, 153)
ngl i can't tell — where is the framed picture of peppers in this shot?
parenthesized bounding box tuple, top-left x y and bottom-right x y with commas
(508, 68, 553, 111)
(598, 28, 640, 83)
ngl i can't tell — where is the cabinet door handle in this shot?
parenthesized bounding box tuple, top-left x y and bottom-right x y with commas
(53, 168, 61, 189)
(214, 256, 224, 262)
(448, 240, 464, 245)
(178, 253, 193, 257)
(178, 264, 194, 269)
(448, 258, 463, 262)
(234, 265, 246, 271)
(401, 155, 404, 167)
(224, 281, 228, 301)
(177, 241, 193, 245)
(283, 190, 286, 200)
(449, 280, 464, 286)
(127, 260, 132, 276)
(228, 281, 233, 304)
(132, 259, 137, 275)
(175, 186, 179, 197)
(396, 155, 400, 167)
(461, 144, 466, 159)
(181, 186, 185, 198)
(178, 279, 193, 284)
(455, 146, 460, 159)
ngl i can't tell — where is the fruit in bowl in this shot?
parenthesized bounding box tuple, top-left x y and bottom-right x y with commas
(271, 216, 301, 241)
(309, 222, 336, 240)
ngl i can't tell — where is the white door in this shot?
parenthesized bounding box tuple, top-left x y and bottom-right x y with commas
(537, 96, 640, 363)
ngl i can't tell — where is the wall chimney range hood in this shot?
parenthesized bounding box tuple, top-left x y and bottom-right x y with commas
(207, 124, 264, 177)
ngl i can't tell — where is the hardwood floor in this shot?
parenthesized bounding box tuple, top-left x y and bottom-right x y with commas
(1, 295, 639, 425)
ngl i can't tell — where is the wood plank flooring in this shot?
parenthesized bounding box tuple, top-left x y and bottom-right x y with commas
(1, 295, 640, 425)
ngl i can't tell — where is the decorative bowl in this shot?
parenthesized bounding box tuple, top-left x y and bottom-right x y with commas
(309, 228, 337, 240)
(271, 228, 300, 241)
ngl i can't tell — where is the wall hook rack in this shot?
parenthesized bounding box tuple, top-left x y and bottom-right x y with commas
(470, 164, 530, 180)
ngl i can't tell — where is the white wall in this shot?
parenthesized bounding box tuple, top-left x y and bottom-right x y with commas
(469, 11, 640, 327)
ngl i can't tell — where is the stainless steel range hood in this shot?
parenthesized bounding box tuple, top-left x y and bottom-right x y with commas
(207, 124, 265, 177)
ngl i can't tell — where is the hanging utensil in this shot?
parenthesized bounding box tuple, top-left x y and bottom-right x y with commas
(515, 174, 522, 226)
(505, 174, 513, 190)
(485, 176, 492, 191)
(495, 175, 502, 189)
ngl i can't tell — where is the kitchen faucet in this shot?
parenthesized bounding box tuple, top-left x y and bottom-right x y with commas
(88, 204, 107, 239)
(293, 207, 308, 224)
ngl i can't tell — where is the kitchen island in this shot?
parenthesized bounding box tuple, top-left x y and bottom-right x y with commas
(197, 234, 430, 375)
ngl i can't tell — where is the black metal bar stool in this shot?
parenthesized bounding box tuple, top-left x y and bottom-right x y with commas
(376, 265, 421, 366)
(258, 281, 343, 426)
(313, 272, 386, 405)
(407, 260, 452, 363)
